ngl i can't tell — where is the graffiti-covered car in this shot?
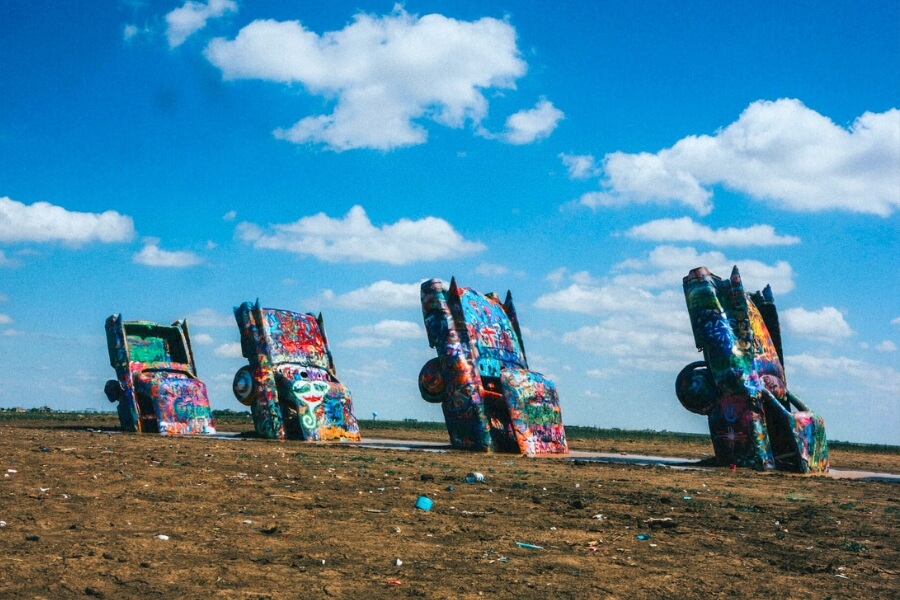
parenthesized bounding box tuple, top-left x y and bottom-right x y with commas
(677, 266, 828, 473)
(104, 315, 215, 435)
(418, 278, 568, 454)
(232, 301, 361, 441)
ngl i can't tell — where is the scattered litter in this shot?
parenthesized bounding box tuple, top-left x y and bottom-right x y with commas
(25, 535, 39, 542)
(393, 558, 403, 566)
(393, 527, 401, 534)
(387, 579, 402, 586)
(834, 574, 849, 579)
(445, 485, 455, 492)
(682, 496, 692, 501)
(645, 518, 677, 529)
(242, 519, 253, 524)
(7, 469, 17, 474)
(156, 534, 169, 541)
(415, 495, 433, 511)
(636, 534, 651, 541)
(515, 542, 543, 550)
(364, 509, 387, 513)
(592, 514, 604, 521)
(0, 521, 6, 527)
(465, 472, 484, 483)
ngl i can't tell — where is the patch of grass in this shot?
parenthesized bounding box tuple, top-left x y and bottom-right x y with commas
(843, 541, 869, 552)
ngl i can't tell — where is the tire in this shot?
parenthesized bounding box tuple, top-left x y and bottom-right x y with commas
(675, 361, 716, 415)
(418, 358, 445, 404)
(232, 366, 255, 406)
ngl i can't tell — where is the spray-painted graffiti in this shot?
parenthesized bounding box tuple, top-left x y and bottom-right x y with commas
(103, 315, 215, 435)
(232, 301, 361, 442)
(418, 278, 568, 454)
(676, 266, 828, 473)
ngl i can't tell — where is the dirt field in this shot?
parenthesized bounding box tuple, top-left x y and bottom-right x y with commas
(1, 416, 897, 599)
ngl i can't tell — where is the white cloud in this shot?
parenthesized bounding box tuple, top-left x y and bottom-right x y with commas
(789, 354, 900, 396)
(342, 319, 423, 348)
(875, 340, 897, 352)
(536, 253, 797, 374)
(0, 197, 135, 246)
(498, 99, 564, 145)
(133, 239, 203, 267)
(560, 153, 600, 179)
(238, 205, 484, 264)
(0, 314, 12, 325)
(222, 210, 237, 221)
(0, 250, 19, 267)
(351, 319, 422, 338)
(892, 316, 900, 326)
(626, 217, 800, 247)
(204, 8, 529, 150)
(475, 262, 509, 277)
(610, 246, 795, 292)
(576, 99, 900, 216)
(782, 306, 853, 342)
(166, 0, 237, 48)
(317, 280, 422, 311)
(214, 342, 243, 358)
(191, 333, 215, 345)
(184, 307, 235, 327)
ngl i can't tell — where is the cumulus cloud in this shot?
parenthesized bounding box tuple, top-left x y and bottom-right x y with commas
(0, 197, 135, 246)
(204, 8, 531, 150)
(625, 217, 800, 247)
(475, 262, 510, 277)
(166, 0, 237, 48)
(191, 333, 215, 345)
(0, 313, 12, 325)
(560, 153, 600, 179)
(782, 306, 853, 342)
(536, 250, 797, 373)
(133, 239, 203, 267)
(875, 340, 897, 352)
(610, 246, 795, 292)
(497, 99, 564, 145)
(342, 319, 423, 348)
(184, 307, 235, 327)
(575, 99, 900, 216)
(892, 316, 900, 326)
(316, 280, 422, 311)
(789, 354, 900, 396)
(214, 342, 243, 358)
(237, 205, 484, 264)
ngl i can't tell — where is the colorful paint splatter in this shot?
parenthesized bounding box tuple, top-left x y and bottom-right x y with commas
(676, 266, 828, 473)
(232, 301, 361, 442)
(104, 315, 216, 435)
(419, 278, 568, 454)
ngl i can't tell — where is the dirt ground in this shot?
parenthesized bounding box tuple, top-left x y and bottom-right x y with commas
(0, 416, 897, 599)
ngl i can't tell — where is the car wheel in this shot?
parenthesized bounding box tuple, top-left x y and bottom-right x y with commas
(418, 358, 445, 403)
(104, 380, 123, 403)
(233, 366, 255, 406)
(675, 361, 716, 415)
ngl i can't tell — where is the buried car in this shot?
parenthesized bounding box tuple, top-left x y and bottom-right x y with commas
(418, 278, 568, 454)
(232, 301, 361, 441)
(104, 315, 215, 435)
(676, 266, 828, 473)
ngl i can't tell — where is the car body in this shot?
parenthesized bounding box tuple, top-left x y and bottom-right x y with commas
(104, 315, 215, 435)
(418, 278, 568, 454)
(232, 301, 361, 441)
(676, 266, 828, 473)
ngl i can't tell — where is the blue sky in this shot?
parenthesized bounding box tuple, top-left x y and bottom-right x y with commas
(1, 1, 897, 444)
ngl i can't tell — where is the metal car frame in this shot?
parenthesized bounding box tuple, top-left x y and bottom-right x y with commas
(232, 300, 361, 441)
(104, 314, 215, 435)
(676, 266, 828, 473)
(418, 278, 568, 454)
